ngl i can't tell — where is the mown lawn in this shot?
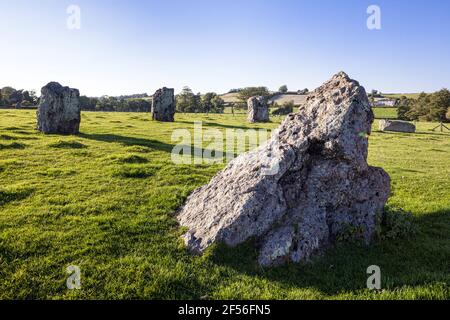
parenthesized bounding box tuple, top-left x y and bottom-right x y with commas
(0, 109, 448, 300)
(373, 107, 398, 120)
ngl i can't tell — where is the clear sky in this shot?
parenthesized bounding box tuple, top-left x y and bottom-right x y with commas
(1, 0, 449, 96)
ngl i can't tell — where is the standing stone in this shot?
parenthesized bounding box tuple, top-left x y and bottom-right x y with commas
(379, 120, 416, 133)
(36, 82, 81, 134)
(152, 87, 175, 122)
(177, 72, 391, 267)
(247, 96, 269, 123)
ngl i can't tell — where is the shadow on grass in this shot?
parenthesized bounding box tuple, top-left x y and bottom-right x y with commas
(376, 130, 450, 137)
(78, 133, 175, 153)
(176, 120, 270, 131)
(78, 133, 236, 159)
(208, 209, 450, 296)
(0, 134, 19, 141)
(48, 140, 87, 149)
(0, 188, 34, 207)
(0, 142, 27, 150)
(111, 165, 160, 179)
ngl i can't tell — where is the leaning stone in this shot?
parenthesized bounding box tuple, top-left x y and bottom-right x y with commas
(379, 120, 416, 133)
(152, 87, 176, 122)
(36, 82, 81, 134)
(247, 96, 269, 123)
(177, 72, 391, 267)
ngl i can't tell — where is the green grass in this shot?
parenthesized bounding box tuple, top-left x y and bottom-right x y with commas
(383, 93, 422, 100)
(0, 110, 448, 300)
(373, 107, 398, 120)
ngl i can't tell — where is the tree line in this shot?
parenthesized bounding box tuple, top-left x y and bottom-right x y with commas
(6, 84, 447, 121)
(0, 87, 38, 107)
(397, 89, 450, 122)
(79, 96, 152, 112)
(176, 87, 225, 113)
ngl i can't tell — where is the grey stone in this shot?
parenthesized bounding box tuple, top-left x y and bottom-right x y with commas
(247, 96, 269, 123)
(379, 120, 416, 133)
(152, 87, 175, 122)
(36, 82, 81, 134)
(177, 72, 391, 267)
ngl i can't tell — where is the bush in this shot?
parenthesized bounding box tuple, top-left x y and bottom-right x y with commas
(272, 101, 295, 116)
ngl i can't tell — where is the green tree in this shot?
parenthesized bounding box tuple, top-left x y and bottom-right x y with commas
(406, 92, 429, 120)
(80, 96, 98, 111)
(279, 85, 288, 93)
(397, 96, 412, 120)
(237, 87, 270, 102)
(403, 90, 450, 122)
(211, 95, 225, 113)
(176, 86, 196, 113)
(1, 87, 16, 105)
(200, 93, 225, 114)
(201, 92, 216, 114)
(429, 89, 450, 122)
(126, 99, 151, 112)
(194, 93, 202, 113)
(95, 96, 117, 111)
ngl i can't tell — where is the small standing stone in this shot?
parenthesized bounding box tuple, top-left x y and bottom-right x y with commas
(152, 87, 176, 122)
(379, 120, 416, 133)
(247, 96, 269, 123)
(36, 82, 81, 134)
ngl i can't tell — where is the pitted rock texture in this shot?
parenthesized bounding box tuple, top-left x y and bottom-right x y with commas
(379, 119, 416, 133)
(36, 82, 81, 134)
(152, 87, 175, 122)
(247, 96, 269, 123)
(177, 72, 391, 266)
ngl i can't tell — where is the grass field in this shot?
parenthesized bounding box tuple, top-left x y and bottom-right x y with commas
(383, 93, 422, 100)
(0, 110, 449, 300)
(373, 107, 398, 119)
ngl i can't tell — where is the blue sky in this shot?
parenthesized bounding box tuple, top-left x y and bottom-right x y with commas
(1, 0, 449, 96)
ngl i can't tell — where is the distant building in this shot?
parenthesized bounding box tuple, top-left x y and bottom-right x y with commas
(372, 98, 397, 107)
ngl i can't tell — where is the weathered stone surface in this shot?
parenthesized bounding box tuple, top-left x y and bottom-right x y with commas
(36, 82, 81, 134)
(177, 72, 391, 266)
(152, 87, 175, 122)
(379, 120, 416, 133)
(247, 96, 269, 123)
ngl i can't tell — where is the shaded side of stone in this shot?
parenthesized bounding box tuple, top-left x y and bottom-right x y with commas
(247, 96, 269, 123)
(152, 87, 175, 122)
(36, 82, 81, 134)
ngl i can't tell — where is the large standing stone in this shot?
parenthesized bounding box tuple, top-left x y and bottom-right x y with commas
(379, 119, 416, 133)
(36, 82, 81, 134)
(177, 72, 391, 266)
(152, 87, 175, 122)
(247, 96, 269, 123)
